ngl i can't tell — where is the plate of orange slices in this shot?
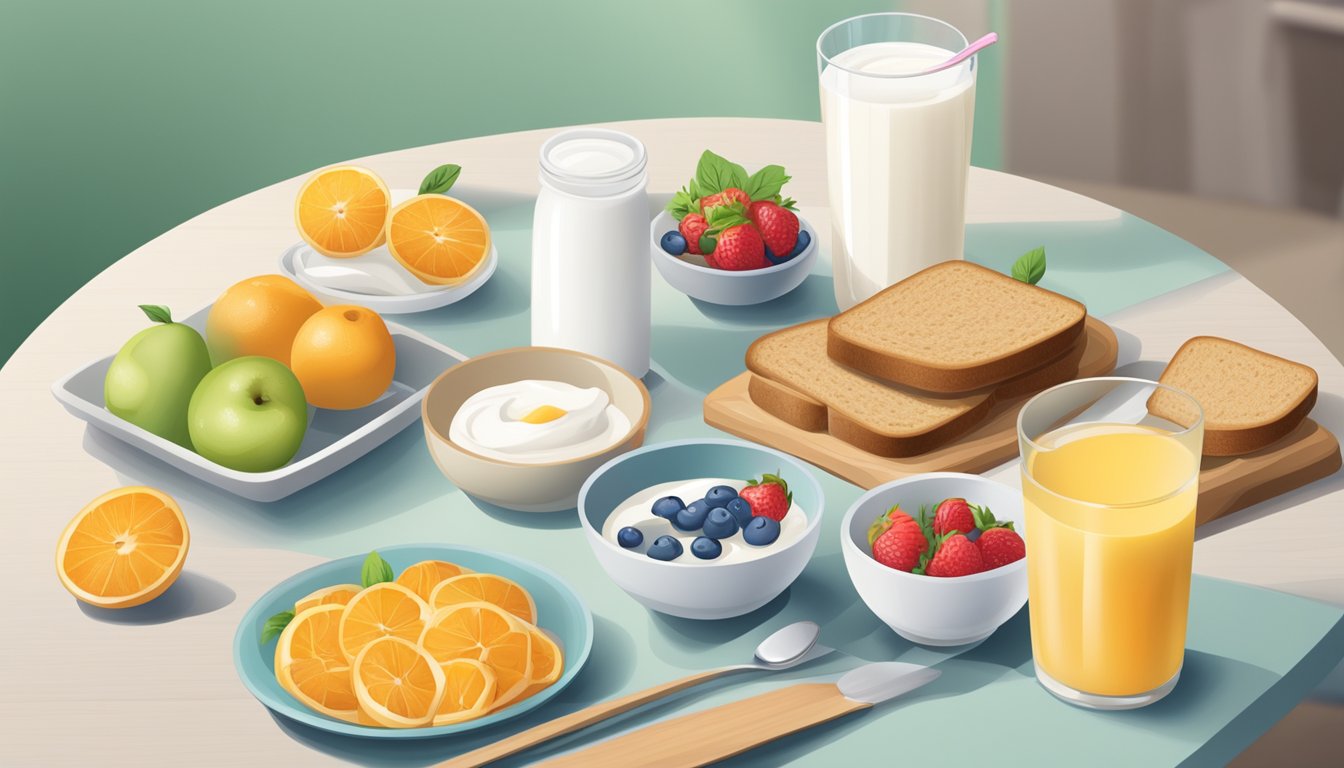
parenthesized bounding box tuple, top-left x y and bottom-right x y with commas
(233, 544, 592, 738)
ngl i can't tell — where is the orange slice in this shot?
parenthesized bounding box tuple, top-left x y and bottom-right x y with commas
(433, 658, 496, 726)
(295, 165, 390, 258)
(55, 486, 189, 609)
(338, 582, 430, 662)
(294, 583, 362, 614)
(352, 636, 444, 728)
(395, 560, 470, 604)
(385, 194, 490, 285)
(429, 573, 537, 625)
(419, 602, 533, 710)
(276, 605, 359, 720)
(520, 626, 564, 700)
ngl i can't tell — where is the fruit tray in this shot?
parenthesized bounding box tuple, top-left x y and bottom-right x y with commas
(51, 305, 466, 502)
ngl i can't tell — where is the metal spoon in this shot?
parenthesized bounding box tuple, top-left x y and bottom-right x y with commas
(438, 621, 833, 768)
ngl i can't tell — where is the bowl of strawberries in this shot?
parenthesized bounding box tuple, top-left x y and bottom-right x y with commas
(841, 472, 1028, 647)
(651, 150, 817, 306)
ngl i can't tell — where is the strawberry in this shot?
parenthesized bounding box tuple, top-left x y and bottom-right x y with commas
(920, 533, 985, 577)
(746, 200, 799, 256)
(699, 187, 750, 213)
(977, 527, 1026, 569)
(932, 498, 975, 537)
(679, 213, 710, 256)
(739, 472, 791, 521)
(868, 506, 931, 572)
(711, 224, 769, 270)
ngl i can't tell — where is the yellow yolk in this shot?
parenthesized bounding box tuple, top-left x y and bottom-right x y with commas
(521, 405, 567, 424)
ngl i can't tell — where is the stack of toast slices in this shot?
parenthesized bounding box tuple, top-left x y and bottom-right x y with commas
(744, 261, 1114, 458)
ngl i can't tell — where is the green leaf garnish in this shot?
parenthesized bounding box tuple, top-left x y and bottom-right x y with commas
(261, 610, 294, 644)
(694, 150, 748, 196)
(361, 550, 395, 588)
(419, 164, 462, 195)
(138, 305, 173, 324)
(667, 181, 701, 221)
(1011, 246, 1046, 285)
(745, 165, 790, 202)
(705, 201, 751, 232)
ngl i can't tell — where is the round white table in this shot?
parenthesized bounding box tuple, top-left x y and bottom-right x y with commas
(3, 118, 1342, 766)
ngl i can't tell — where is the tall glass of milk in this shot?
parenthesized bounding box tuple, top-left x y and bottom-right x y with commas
(532, 128, 650, 377)
(818, 13, 977, 310)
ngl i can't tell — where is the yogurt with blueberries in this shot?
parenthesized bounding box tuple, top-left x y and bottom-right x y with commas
(601, 476, 806, 563)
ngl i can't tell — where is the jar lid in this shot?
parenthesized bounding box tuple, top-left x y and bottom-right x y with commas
(539, 128, 647, 197)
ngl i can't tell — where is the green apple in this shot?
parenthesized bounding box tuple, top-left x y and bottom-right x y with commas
(188, 356, 308, 472)
(104, 305, 212, 448)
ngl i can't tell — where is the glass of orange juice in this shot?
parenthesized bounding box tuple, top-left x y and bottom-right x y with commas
(1018, 376, 1203, 709)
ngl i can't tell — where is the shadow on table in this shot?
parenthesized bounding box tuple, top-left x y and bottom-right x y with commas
(688, 273, 837, 329)
(467, 494, 580, 530)
(77, 570, 234, 625)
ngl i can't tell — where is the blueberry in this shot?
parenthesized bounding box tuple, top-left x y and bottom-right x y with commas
(764, 245, 786, 265)
(702, 507, 739, 539)
(690, 536, 723, 560)
(617, 526, 644, 549)
(726, 498, 754, 529)
(742, 516, 781, 546)
(646, 535, 684, 561)
(788, 230, 811, 259)
(705, 485, 737, 506)
(674, 500, 710, 532)
(651, 496, 685, 520)
(661, 231, 687, 256)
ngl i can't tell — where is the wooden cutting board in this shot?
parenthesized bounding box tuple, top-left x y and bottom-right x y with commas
(703, 319, 1342, 526)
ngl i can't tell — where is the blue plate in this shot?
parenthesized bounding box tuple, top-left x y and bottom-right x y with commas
(232, 544, 593, 739)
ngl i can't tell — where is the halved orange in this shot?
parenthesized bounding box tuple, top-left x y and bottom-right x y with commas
(294, 583, 362, 614)
(434, 658, 496, 726)
(520, 626, 564, 700)
(276, 605, 359, 720)
(352, 636, 445, 728)
(419, 602, 532, 710)
(338, 582, 430, 662)
(385, 194, 490, 285)
(295, 165, 391, 258)
(395, 560, 470, 604)
(429, 573, 536, 625)
(55, 486, 190, 609)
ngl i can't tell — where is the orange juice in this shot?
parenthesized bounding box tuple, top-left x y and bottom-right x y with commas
(1022, 424, 1199, 697)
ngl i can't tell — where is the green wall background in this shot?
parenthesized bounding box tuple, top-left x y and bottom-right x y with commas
(0, 0, 1003, 366)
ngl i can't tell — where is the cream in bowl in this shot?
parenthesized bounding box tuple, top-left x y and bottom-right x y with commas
(423, 347, 649, 512)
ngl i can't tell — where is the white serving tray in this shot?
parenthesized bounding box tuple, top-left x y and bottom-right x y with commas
(51, 306, 465, 502)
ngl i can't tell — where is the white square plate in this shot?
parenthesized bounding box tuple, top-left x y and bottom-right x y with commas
(51, 306, 465, 502)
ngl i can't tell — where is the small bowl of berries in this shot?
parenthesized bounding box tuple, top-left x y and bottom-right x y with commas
(578, 438, 824, 620)
(651, 150, 817, 306)
(841, 472, 1028, 647)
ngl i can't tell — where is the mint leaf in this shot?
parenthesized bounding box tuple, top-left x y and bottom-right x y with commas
(360, 550, 394, 588)
(261, 610, 294, 644)
(138, 305, 173, 324)
(1011, 246, 1046, 285)
(695, 150, 748, 196)
(699, 233, 717, 254)
(745, 165, 790, 201)
(705, 201, 750, 231)
(667, 184, 700, 221)
(419, 164, 461, 195)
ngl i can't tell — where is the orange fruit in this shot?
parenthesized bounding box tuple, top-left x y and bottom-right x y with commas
(205, 274, 322, 366)
(434, 658, 496, 726)
(352, 636, 444, 728)
(395, 560, 470, 604)
(520, 626, 564, 700)
(429, 573, 536, 625)
(289, 305, 396, 410)
(275, 605, 359, 720)
(338, 582, 430, 662)
(294, 165, 391, 258)
(294, 583, 362, 614)
(419, 602, 532, 710)
(385, 194, 490, 285)
(56, 486, 189, 609)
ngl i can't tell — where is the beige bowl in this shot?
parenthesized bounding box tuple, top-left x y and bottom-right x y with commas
(422, 347, 651, 512)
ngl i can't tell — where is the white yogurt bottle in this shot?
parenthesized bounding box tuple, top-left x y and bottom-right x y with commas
(818, 13, 978, 310)
(532, 129, 650, 377)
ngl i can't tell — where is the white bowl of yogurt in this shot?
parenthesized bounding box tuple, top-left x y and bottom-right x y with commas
(422, 347, 650, 512)
(578, 438, 824, 619)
